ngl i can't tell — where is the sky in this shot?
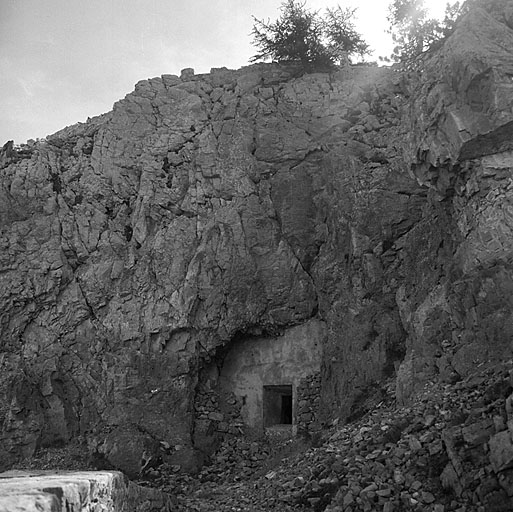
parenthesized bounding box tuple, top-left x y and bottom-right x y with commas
(0, 0, 450, 145)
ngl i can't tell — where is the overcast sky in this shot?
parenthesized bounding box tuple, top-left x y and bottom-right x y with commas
(0, 0, 449, 145)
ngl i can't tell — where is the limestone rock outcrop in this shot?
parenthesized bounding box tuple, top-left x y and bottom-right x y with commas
(1, 0, 512, 476)
(394, 0, 513, 402)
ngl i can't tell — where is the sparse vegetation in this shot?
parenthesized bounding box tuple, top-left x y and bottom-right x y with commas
(250, 0, 370, 72)
(384, 0, 468, 65)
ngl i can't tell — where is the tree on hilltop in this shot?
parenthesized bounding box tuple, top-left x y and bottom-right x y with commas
(250, 0, 370, 73)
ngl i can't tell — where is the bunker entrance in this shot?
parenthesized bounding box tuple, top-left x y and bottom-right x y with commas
(263, 385, 293, 427)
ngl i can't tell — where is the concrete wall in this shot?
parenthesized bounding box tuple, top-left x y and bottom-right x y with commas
(0, 470, 174, 512)
(219, 319, 325, 433)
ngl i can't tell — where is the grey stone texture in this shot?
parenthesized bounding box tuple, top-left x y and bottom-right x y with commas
(0, 470, 174, 512)
(1, 0, 513, 475)
(296, 373, 321, 434)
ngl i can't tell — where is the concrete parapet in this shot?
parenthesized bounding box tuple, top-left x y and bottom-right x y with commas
(0, 470, 174, 512)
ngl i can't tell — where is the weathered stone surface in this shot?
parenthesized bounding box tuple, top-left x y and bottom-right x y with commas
(0, 63, 323, 472)
(0, 470, 174, 511)
(1, 0, 513, 476)
(490, 430, 513, 473)
(394, 0, 513, 402)
(0, 62, 413, 471)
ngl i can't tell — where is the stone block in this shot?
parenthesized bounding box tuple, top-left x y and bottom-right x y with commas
(441, 462, 463, 497)
(208, 412, 224, 422)
(0, 470, 174, 511)
(462, 418, 495, 446)
(490, 431, 513, 473)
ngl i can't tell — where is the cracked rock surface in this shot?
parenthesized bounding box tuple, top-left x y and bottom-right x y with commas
(1, 0, 513, 479)
(0, 61, 416, 472)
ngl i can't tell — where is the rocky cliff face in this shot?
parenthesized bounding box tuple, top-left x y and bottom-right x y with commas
(394, 0, 513, 401)
(1, 0, 512, 476)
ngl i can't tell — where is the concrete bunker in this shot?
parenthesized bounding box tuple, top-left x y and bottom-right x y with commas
(217, 318, 325, 435)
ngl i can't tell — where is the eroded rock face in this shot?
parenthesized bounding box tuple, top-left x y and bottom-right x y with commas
(394, 0, 513, 402)
(0, 61, 418, 472)
(1, 0, 513, 474)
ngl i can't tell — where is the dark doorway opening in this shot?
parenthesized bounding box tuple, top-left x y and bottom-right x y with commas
(281, 394, 292, 424)
(263, 385, 293, 427)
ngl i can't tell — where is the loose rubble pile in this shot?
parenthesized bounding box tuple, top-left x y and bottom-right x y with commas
(133, 360, 513, 511)
(12, 359, 513, 511)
